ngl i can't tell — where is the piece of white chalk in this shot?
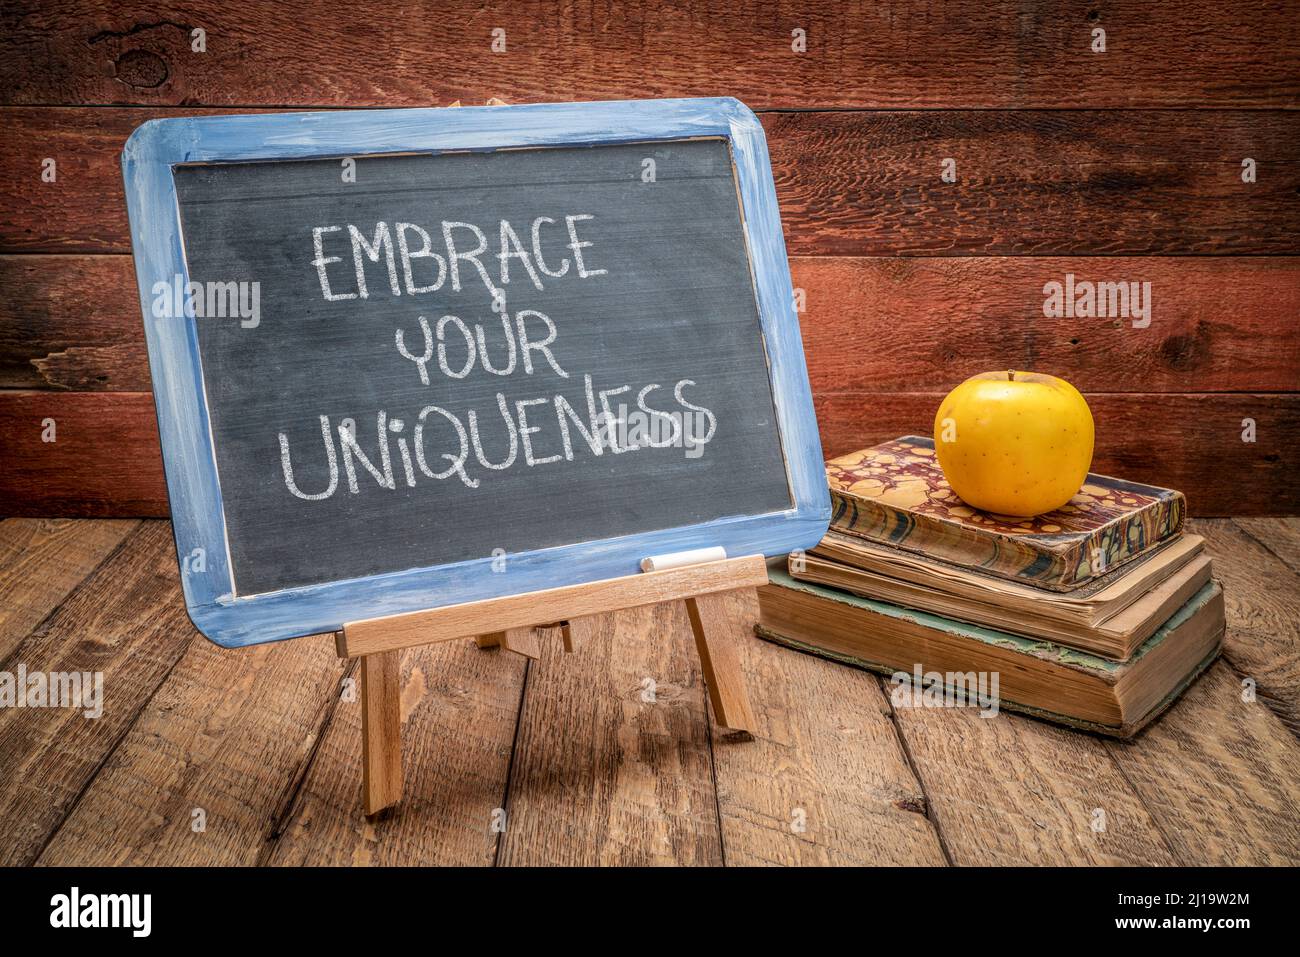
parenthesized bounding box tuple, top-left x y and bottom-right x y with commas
(639, 546, 727, 573)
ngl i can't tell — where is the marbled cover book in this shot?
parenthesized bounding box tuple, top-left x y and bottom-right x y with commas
(826, 436, 1185, 591)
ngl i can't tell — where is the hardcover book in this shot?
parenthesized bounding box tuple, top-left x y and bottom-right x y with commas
(798, 532, 1209, 660)
(758, 566, 1224, 737)
(826, 436, 1185, 591)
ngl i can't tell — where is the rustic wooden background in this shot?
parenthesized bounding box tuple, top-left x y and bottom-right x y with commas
(1, 1, 1297, 517)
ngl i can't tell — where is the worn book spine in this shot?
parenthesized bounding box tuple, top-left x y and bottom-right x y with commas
(829, 485, 1185, 591)
(756, 571, 1224, 737)
(755, 623, 1219, 739)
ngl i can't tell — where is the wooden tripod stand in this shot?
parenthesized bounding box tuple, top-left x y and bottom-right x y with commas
(335, 555, 767, 815)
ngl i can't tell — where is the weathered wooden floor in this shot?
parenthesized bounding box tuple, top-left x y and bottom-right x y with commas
(0, 517, 1297, 866)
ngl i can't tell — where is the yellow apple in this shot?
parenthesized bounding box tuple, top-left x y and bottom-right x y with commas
(933, 370, 1094, 517)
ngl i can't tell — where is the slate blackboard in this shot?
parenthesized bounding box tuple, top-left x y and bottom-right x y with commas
(172, 138, 791, 596)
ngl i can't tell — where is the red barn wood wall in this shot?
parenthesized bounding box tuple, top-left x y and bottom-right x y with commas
(0, 1, 1297, 517)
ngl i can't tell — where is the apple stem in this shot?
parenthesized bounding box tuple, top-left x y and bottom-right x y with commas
(1006, 370, 1015, 381)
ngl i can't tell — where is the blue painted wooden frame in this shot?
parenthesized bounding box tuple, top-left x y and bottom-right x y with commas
(122, 97, 829, 648)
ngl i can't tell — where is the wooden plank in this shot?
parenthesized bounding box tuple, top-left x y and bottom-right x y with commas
(495, 604, 723, 866)
(339, 556, 769, 657)
(2, 2, 1294, 109)
(705, 589, 948, 866)
(0, 255, 152, 390)
(814, 392, 1300, 517)
(6, 108, 1300, 255)
(685, 590, 757, 732)
(0, 391, 166, 516)
(37, 631, 345, 865)
(766, 109, 1300, 257)
(1191, 518, 1300, 735)
(265, 639, 527, 865)
(5, 391, 1296, 518)
(795, 257, 1300, 394)
(361, 651, 403, 816)
(888, 692, 1177, 865)
(1235, 516, 1300, 575)
(1105, 661, 1300, 864)
(0, 521, 196, 865)
(0, 518, 137, 660)
(10, 254, 1300, 394)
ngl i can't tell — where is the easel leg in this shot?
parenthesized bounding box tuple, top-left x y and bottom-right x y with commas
(361, 650, 403, 816)
(487, 627, 542, 659)
(685, 591, 757, 733)
(560, 615, 598, 653)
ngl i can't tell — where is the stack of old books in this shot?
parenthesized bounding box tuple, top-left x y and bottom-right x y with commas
(758, 436, 1225, 737)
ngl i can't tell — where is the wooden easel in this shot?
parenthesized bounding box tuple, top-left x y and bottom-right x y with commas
(335, 555, 767, 815)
